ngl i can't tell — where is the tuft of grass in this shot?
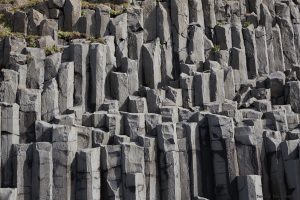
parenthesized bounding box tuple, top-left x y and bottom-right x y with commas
(0, 13, 39, 47)
(44, 44, 61, 56)
(26, 35, 39, 47)
(242, 21, 252, 28)
(81, 0, 128, 17)
(7, 0, 42, 12)
(212, 45, 220, 53)
(110, 8, 124, 17)
(58, 31, 83, 42)
(58, 31, 106, 44)
(216, 21, 225, 26)
(89, 36, 105, 44)
(81, 1, 98, 9)
(0, 13, 14, 38)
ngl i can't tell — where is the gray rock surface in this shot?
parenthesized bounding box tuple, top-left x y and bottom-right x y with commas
(2, 0, 300, 199)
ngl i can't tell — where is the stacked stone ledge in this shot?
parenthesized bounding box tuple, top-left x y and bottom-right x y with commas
(2, 0, 300, 199)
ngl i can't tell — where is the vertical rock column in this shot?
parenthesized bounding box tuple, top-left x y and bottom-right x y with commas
(89, 43, 107, 111)
(12, 143, 33, 200)
(41, 79, 59, 122)
(194, 72, 211, 107)
(1, 103, 19, 187)
(281, 140, 300, 199)
(272, 25, 285, 72)
(110, 13, 128, 67)
(243, 25, 259, 79)
(123, 113, 145, 141)
(170, 0, 189, 64)
(70, 41, 89, 112)
(180, 73, 194, 109)
(237, 175, 263, 200)
(157, 2, 173, 85)
(209, 63, 225, 103)
(52, 125, 77, 200)
(263, 131, 286, 199)
(185, 122, 203, 198)
(32, 142, 53, 200)
(17, 88, 41, 143)
(176, 123, 191, 200)
(63, 0, 81, 31)
(110, 72, 129, 111)
(275, 2, 298, 70)
(207, 114, 239, 200)
(121, 58, 139, 95)
(121, 143, 146, 200)
(101, 145, 122, 200)
(234, 126, 262, 175)
(137, 136, 160, 200)
(255, 26, 269, 75)
(76, 148, 101, 200)
(0, 188, 17, 200)
(58, 62, 74, 114)
(142, 39, 162, 89)
(157, 123, 181, 200)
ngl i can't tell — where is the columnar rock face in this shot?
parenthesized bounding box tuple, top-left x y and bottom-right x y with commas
(3, 0, 300, 199)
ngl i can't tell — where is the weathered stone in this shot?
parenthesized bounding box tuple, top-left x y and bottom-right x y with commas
(64, 0, 81, 31)
(32, 142, 53, 200)
(0, 188, 17, 200)
(40, 19, 58, 40)
(49, 0, 65, 8)
(12, 143, 33, 200)
(95, 6, 110, 37)
(110, 72, 129, 111)
(243, 25, 259, 79)
(237, 175, 263, 200)
(76, 148, 101, 200)
(13, 11, 28, 34)
(58, 62, 74, 114)
(69, 40, 89, 111)
(142, 39, 162, 89)
(41, 79, 59, 122)
(77, 9, 96, 37)
(52, 125, 77, 200)
(89, 43, 107, 111)
(123, 113, 145, 141)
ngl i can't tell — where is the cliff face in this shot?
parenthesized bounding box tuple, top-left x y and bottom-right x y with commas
(0, 0, 300, 199)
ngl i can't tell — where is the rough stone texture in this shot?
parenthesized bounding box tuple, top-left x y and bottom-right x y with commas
(2, 1, 300, 199)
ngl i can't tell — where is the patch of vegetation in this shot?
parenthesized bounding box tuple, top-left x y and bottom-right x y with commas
(58, 31, 105, 44)
(242, 21, 252, 28)
(58, 31, 84, 41)
(0, 13, 13, 38)
(0, 0, 14, 4)
(110, 8, 124, 17)
(44, 44, 61, 56)
(0, 13, 39, 47)
(81, 0, 129, 17)
(89, 36, 105, 44)
(216, 21, 226, 26)
(25, 35, 39, 47)
(81, 1, 99, 9)
(212, 45, 220, 53)
(4, 0, 43, 12)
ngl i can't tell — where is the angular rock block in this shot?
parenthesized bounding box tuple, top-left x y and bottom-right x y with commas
(52, 125, 77, 200)
(0, 188, 17, 200)
(89, 43, 107, 111)
(32, 142, 53, 200)
(76, 148, 101, 200)
(237, 175, 263, 200)
(58, 62, 74, 114)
